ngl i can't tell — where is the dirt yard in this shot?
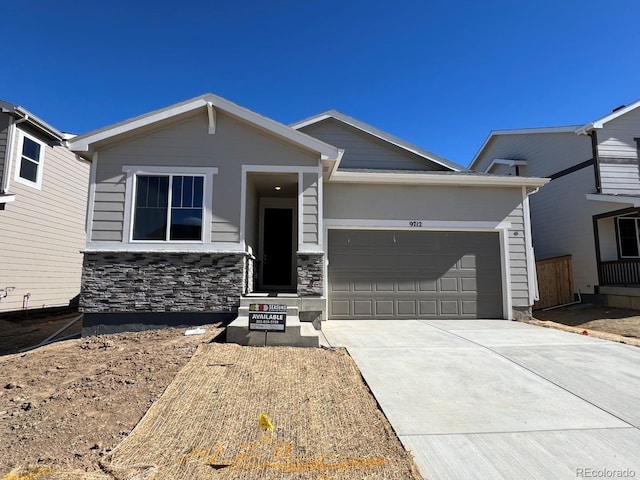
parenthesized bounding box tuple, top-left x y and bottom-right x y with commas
(0, 325, 215, 478)
(0, 317, 421, 480)
(533, 304, 640, 345)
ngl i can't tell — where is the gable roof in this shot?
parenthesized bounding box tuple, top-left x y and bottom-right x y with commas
(469, 125, 581, 171)
(472, 98, 640, 170)
(291, 109, 466, 172)
(68, 93, 342, 162)
(576, 98, 640, 134)
(0, 100, 68, 141)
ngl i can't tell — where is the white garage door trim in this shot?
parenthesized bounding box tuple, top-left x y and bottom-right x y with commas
(323, 219, 512, 320)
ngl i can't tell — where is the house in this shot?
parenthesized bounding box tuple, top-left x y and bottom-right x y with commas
(0, 101, 90, 315)
(470, 99, 640, 308)
(67, 93, 547, 337)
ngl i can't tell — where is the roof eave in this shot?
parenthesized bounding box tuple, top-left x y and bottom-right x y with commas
(581, 99, 640, 135)
(328, 170, 549, 189)
(68, 94, 342, 161)
(575, 123, 594, 135)
(470, 126, 583, 169)
(0, 104, 65, 141)
(292, 110, 465, 172)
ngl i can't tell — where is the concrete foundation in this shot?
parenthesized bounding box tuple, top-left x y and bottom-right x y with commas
(599, 286, 640, 310)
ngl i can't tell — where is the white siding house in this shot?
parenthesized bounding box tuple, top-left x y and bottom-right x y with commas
(471, 98, 640, 308)
(0, 101, 90, 314)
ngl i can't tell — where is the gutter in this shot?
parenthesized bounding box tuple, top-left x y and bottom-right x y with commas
(575, 123, 594, 136)
(2, 106, 65, 142)
(328, 170, 550, 190)
(1, 116, 16, 194)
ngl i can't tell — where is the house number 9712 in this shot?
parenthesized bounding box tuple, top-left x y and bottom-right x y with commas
(409, 221, 423, 227)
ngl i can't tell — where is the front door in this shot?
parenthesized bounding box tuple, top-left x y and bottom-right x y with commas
(260, 206, 295, 290)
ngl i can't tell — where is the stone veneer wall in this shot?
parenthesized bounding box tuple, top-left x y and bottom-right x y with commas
(297, 253, 324, 296)
(81, 252, 245, 313)
(512, 305, 533, 321)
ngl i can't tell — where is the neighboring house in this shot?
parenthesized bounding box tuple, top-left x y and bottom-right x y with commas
(0, 101, 90, 314)
(67, 93, 547, 333)
(470, 99, 640, 307)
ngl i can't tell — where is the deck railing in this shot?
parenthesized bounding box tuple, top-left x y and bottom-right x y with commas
(599, 259, 640, 286)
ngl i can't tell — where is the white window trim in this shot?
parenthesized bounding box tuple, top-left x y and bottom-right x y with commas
(14, 130, 46, 190)
(616, 216, 640, 259)
(240, 164, 323, 253)
(122, 166, 217, 245)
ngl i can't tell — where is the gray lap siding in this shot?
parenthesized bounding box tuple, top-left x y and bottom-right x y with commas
(90, 110, 319, 244)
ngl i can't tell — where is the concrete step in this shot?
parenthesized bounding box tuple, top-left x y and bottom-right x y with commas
(238, 305, 299, 317)
(240, 295, 327, 329)
(240, 295, 301, 308)
(226, 314, 319, 348)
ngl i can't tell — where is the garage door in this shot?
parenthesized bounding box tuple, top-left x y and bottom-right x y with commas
(328, 230, 503, 319)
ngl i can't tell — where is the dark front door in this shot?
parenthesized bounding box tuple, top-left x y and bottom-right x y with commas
(262, 207, 294, 289)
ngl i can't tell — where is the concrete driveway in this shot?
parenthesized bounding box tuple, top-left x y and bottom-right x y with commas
(322, 320, 640, 480)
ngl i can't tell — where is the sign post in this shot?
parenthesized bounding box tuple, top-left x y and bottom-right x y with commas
(248, 304, 287, 346)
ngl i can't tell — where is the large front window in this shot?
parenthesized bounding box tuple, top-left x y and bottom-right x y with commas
(133, 174, 204, 241)
(617, 217, 640, 257)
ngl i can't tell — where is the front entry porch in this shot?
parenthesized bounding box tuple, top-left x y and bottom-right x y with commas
(226, 294, 325, 347)
(594, 207, 640, 288)
(594, 207, 640, 309)
(231, 168, 326, 346)
(243, 170, 325, 297)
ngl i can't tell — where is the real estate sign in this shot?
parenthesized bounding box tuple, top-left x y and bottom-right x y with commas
(248, 304, 287, 332)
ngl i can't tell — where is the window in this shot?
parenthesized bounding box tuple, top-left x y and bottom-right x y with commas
(617, 217, 640, 257)
(15, 133, 45, 188)
(132, 174, 204, 241)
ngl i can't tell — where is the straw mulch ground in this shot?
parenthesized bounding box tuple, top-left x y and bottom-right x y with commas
(99, 343, 422, 480)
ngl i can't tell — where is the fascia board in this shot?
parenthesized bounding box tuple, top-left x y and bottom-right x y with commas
(0, 102, 64, 141)
(470, 126, 582, 169)
(586, 193, 640, 207)
(588, 99, 640, 131)
(328, 171, 550, 189)
(68, 98, 210, 151)
(483, 158, 528, 173)
(292, 110, 464, 172)
(289, 112, 333, 130)
(206, 96, 340, 159)
(13, 107, 65, 141)
(327, 149, 345, 180)
(68, 93, 342, 161)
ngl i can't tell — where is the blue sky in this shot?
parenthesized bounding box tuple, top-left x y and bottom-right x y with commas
(2, 1, 639, 166)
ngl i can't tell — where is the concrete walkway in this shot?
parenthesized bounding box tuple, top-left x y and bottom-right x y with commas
(322, 320, 640, 480)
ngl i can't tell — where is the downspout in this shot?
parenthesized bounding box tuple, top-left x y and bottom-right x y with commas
(1, 117, 15, 194)
(523, 186, 539, 306)
(593, 214, 603, 288)
(542, 290, 582, 311)
(589, 130, 602, 193)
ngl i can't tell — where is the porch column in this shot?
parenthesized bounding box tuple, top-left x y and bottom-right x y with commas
(297, 171, 324, 296)
(297, 253, 324, 295)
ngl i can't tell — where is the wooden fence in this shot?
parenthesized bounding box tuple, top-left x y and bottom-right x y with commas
(533, 255, 574, 310)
